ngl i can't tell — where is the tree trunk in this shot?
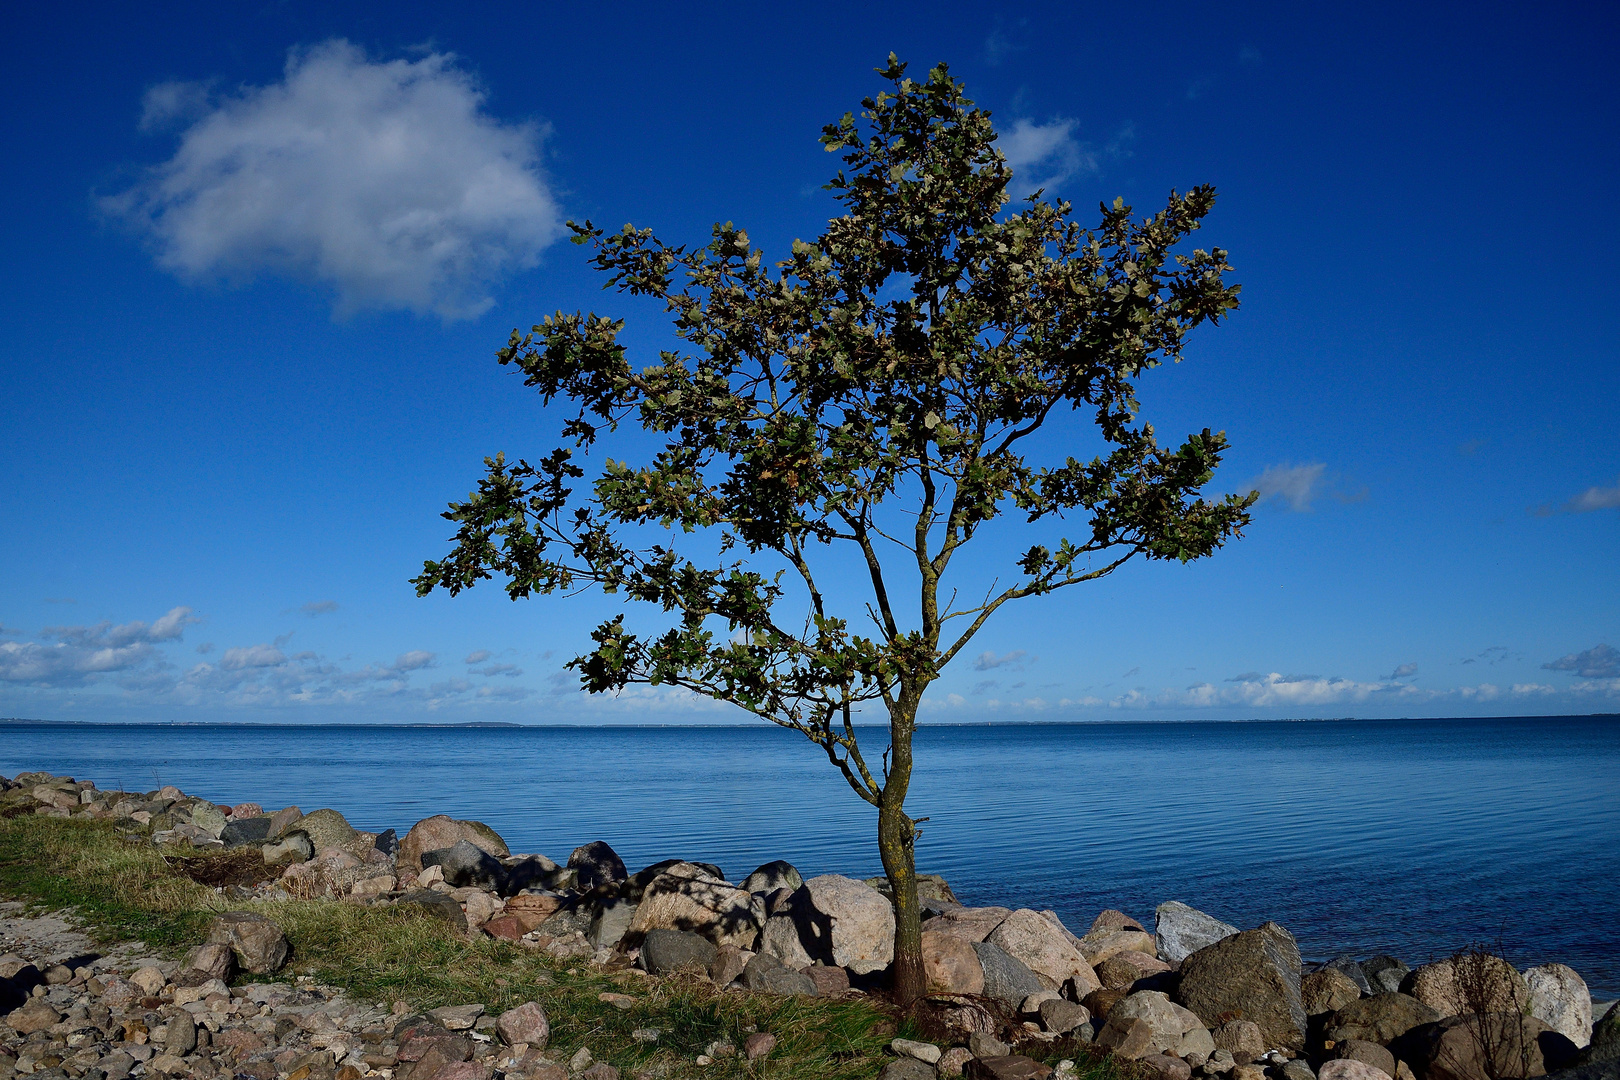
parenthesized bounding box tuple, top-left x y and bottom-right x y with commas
(879, 701, 925, 1004)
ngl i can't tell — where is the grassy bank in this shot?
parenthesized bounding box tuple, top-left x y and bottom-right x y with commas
(0, 812, 1121, 1080)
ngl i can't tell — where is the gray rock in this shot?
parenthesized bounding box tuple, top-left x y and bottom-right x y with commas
(163, 1011, 196, 1056)
(741, 860, 803, 896)
(373, 828, 399, 857)
(205, 912, 290, 974)
(973, 939, 1046, 1009)
(1322, 956, 1373, 995)
(880, 1059, 939, 1080)
(262, 831, 314, 866)
(627, 863, 759, 950)
(568, 841, 628, 892)
(422, 840, 507, 891)
(741, 951, 817, 996)
(588, 899, 637, 950)
(189, 804, 228, 838)
(1040, 998, 1090, 1034)
(1155, 901, 1239, 964)
(640, 928, 718, 976)
(396, 889, 470, 935)
(221, 816, 273, 848)
(1362, 956, 1410, 996)
(297, 808, 359, 853)
(1177, 922, 1307, 1052)
(1280, 1060, 1316, 1080)
(969, 1031, 1010, 1058)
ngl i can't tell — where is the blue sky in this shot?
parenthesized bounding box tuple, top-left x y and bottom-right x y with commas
(1, 0, 1616, 724)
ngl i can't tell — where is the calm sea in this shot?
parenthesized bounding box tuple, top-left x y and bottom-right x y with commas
(5, 716, 1617, 995)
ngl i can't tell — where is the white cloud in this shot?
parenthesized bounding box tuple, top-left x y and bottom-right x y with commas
(1244, 462, 1327, 511)
(973, 649, 1028, 671)
(998, 119, 1098, 196)
(1543, 643, 1619, 679)
(1568, 479, 1620, 513)
(301, 600, 339, 617)
(221, 643, 287, 670)
(393, 650, 435, 672)
(0, 606, 198, 687)
(1387, 662, 1419, 680)
(476, 663, 523, 678)
(464, 649, 493, 664)
(105, 40, 563, 319)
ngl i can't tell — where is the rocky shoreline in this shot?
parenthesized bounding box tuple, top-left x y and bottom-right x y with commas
(3, 771, 1617, 1080)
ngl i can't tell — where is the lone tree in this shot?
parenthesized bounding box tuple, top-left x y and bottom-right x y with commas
(415, 56, 1253, 1003)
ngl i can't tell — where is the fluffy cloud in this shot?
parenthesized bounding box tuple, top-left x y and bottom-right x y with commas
(1243, 462, 1327, 511)
(1543, 644, 1619, 679)
(1566, 479, 1620, 513)
(998, 119, 1099, 195)
(973, 649, 1028, 671)
(220, 643, 286, 670)
(464, 650, 493, 664)
(0, 607, 199, 687)
(1386, 662, 1419, 680)
(105, 40, 563, 319)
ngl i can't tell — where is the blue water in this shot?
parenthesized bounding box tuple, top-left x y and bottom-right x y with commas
(5, 716, 1617, 995)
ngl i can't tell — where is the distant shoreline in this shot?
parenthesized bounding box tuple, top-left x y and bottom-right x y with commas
(2, 713, 1615, 729)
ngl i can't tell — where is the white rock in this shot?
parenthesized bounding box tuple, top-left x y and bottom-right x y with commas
(1526, 963, 1593, 1047)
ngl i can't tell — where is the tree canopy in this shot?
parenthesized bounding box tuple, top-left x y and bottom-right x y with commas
(416, 55, 1253, 1001)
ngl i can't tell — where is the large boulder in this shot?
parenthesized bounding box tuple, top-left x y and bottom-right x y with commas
(759, 874, 893, 974)
(1414, 1013, 1551, 1080)
(422, 841, 508, 892)
(986, 908, 1101, 993)
(400, 816, 509, 873)
(1525, 964, 1592, 1047)
(1320, 1062, 1395, 1080)
(640, 928, 717, 975)
(740, 952, 817, 996)
(1111, 990, 1218, 1059)
(863, 873, 960, 906)
(189, 803, 228, 838)
(1589, 1003, 1620, 1061)
(627, 862, 760, 950)
(925, 907, 1014, 943)
(206, 912, 290, 974)
(1364, 957, 1412, 996)
(1177, 922, 1307, 1052)
(295, 808, 358, 853)
(1080, 929, 1160, 967)
(398, 889, 471, 935)
(1097, 949, 1172, 992)
(742, 860, 803, 896)
(922, 929, 986, 995)
(1403, 957, 1530, 1019)
(1327, 993, 1443, 1045)
(1305, 968, 1366, 1016)
(567, 841, 627, 892)
(973, 940, 1046, 1009)
(221, 816, 274, 848)
(1337, 1039, 1398, 1078)
(262, 832, 315, 866)
(1155, 901, 1239, 964)
(1322, 957, 1374, 995)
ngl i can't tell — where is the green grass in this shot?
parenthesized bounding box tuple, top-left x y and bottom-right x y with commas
(0, 806, 1129, 1080)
